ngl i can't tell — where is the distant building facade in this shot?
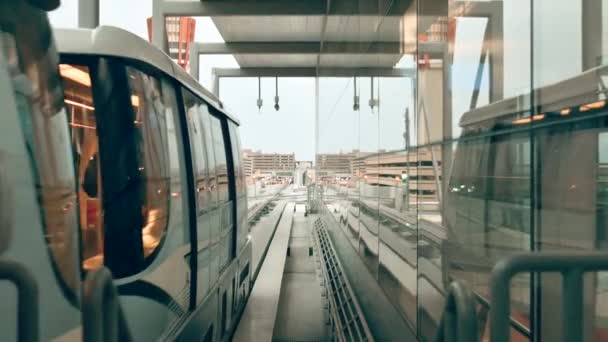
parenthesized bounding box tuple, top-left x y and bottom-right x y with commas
(242, 149, 296, 177)
(357, 148, 441, 203)
(315, 151, 359, 176)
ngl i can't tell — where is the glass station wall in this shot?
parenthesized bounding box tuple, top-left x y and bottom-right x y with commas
(220, 77, 315, 206)
(318, 0, 608, 340)
(416, 0, 608, 341)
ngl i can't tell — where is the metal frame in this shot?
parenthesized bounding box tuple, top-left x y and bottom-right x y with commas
(490, 252, 608, 342)
(154, 0, 409, 18)
(0, 260, 38, 342)
(312, 217, 374, 341)
(82, 267, 132, 342)
(193, 65, 415, 97)
(78, 0, 99, 29)
(185, 41, 401, 56)
(436, 281, 478, 342)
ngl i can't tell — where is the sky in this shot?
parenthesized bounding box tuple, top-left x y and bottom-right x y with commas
(47, 0, 604, 160)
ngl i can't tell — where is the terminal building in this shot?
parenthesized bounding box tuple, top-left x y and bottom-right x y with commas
(358, 148, 441, 205)
(243, 149, 296, 177)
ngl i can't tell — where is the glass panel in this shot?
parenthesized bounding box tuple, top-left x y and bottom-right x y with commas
(418, 143, 452, 341)
(61, 64, 104, 271)
(211, 116, 229, 203)
(126, 67, 171, 260)
(182, 89, 212, 299)
(4, 27, 80, 294)
(535, 112, 608, 340)
(198, 103, 220, 284)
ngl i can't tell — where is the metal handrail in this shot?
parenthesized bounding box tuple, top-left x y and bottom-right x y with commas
(0, 259, 39, 342)
(82, 267, 132, 342)
(436, 280, 478, 342)
(490, 252, 608, 342)
(313, 218, 374, 342)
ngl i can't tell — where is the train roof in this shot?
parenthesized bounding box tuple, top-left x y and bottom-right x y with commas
(460, 64, 608, 127)
(53, 26, 240, 125)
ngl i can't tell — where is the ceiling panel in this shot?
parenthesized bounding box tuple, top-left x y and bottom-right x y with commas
(324, 16, 401, 42)
(319, 53, 402, 68)
(212, 16, 324, 42)
(235, 54, 318, 68)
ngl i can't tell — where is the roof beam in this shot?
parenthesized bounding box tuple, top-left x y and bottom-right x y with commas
(186, 41, 402, 55)
(213, 67, 414, 78)
(161, 0, 410, 16)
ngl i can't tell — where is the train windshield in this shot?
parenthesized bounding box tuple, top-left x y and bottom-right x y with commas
(0, 2, 80, 298)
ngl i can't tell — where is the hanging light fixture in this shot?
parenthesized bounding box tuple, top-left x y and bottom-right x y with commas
(369, 77, 378, 109)
(353, 76, 360, 111)
(274, 76, 280, 111)
(256, 77, 263, 111)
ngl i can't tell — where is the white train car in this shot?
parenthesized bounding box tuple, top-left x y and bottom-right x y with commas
(53, 26, 252, 341)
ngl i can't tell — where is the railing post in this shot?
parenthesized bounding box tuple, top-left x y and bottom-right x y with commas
(562, 269, 583, 341)
(489, 258, 515, 342)
(83, 267, 130, 342)
(437, 280, 478, 342)
(0, 260, 38, 342)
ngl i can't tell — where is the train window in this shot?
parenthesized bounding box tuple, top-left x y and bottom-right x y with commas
(199, 105, 218, 205)
(182, 89, 217, 299)
(71, 61, 176, 276)
(60, 64, 104, 270)
(197, 106, 221, 277)
(182, 90, 211, 210)
(1, 22, 80, 294)
(125, 67, 170, 259)
(598, 132, 608, 245)
(488, 134, 530, 206)
(229, 123, 247, 249)
(210, 116, 229, 202)
(210, 115, 234, 268)
(229, 123, 246, 197)
(448, 138, 488, 199)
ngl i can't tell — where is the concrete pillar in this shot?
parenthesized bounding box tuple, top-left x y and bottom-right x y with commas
(78, 0, 99, 29)
(190, 44, 200, 81)
(212, 70, 220, 98)
(314, 76, 319, 183)
(152, 0, 168, 53)
(582, 0, 603, 70)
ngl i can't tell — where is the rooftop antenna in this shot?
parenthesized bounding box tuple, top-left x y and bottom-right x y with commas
(353, 76, 360, 111)
(256, 77, 263, 112)
(274, 76, 280, 111)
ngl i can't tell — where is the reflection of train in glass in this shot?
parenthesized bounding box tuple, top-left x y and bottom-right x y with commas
(443, 64, 608, 340)
(0, 4, 250, 340)
(0, 2, 83, 340)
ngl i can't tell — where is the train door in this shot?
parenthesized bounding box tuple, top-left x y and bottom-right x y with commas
(0, 3, 82, 340)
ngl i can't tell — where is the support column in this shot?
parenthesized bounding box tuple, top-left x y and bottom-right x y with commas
(314, 76, 319, 183)
(152, 0, 168, 53)
(78, 0, 99, 29)
(582, 0, 603, 70)
(190, 45, 200, 81)
(212, 70, 220, 98)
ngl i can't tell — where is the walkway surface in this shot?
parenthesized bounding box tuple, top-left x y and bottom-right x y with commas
(273, 204, 327, 341)
(233, 202, 295, 342)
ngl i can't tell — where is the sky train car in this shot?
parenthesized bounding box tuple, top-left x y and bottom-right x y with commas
(0, 1, 86, 341)
(444, 64, 608, 340)
(52, 26, 251, 341)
